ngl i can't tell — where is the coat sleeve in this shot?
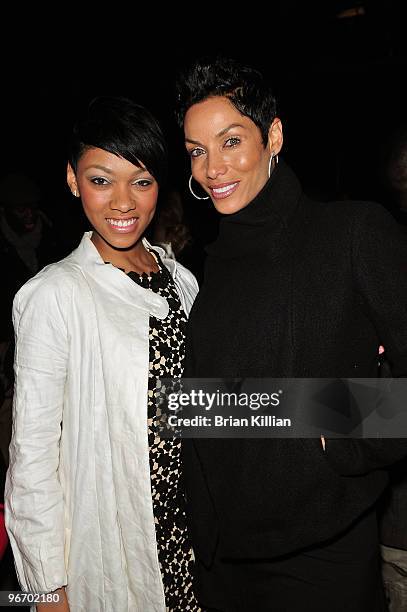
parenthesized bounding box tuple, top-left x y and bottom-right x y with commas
(5, 274, 69, 592)
(173, 261, 200, 317)
(325, 202, 407, 475)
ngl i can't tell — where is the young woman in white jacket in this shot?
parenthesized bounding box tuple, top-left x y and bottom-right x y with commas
(5, 97, 199, 612)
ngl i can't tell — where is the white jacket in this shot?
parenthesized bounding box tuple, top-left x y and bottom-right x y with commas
(5, 232, 199, 611)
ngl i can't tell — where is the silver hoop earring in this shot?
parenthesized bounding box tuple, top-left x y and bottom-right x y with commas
(189, 175, 210, 200)
(268, 154, 279, 178)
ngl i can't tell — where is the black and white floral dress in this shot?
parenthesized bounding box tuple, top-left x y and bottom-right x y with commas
(127, 252, 201, 612)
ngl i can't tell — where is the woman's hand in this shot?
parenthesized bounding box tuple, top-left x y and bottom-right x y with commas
(36, 588, 69, 612)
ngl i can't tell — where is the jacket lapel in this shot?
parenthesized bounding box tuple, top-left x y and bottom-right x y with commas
(66, 232, 169, 320)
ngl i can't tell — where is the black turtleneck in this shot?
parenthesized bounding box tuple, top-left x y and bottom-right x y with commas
(185, 160, 304, 378)
(182, 160, 407, 606)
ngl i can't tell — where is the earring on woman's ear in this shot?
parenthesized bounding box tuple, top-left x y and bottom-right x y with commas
(268, 153, 279, 179)
(189, 175, 210, 200)
(73, 190, 79, 197)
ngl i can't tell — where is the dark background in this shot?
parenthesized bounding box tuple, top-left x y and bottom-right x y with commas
(1, 2, 407, 605)
(2, 1, 407, 264)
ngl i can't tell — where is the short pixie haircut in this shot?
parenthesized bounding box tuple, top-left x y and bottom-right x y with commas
(69, 96, 167, 186)
(175, 57, 277, 146)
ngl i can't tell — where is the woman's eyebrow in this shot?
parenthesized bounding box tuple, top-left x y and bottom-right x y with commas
(216, 123, 245, 138)
(85, 165, 146, 174)
(185, 123, 246, 145)
(85, 164, 114, 173)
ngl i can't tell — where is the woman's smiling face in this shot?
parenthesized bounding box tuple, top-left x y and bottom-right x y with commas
(67, 147, 158, 260)
(184, 96, 282, 214)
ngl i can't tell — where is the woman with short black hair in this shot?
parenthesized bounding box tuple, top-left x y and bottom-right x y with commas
(6, 96, 200, 611)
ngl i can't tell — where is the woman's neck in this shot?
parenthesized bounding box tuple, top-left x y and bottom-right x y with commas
(91, 232, 159, 274)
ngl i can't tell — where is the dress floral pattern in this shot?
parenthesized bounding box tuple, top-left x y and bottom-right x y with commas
(128, 252, 200, 612)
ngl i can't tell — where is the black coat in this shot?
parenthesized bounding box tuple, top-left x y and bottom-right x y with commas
(183, 161, 407, 566)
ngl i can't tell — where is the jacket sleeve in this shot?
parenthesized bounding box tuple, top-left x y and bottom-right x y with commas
(173, 261, 200, 317)
(5, 275, 68, 592)
(325, 202, 407, 475)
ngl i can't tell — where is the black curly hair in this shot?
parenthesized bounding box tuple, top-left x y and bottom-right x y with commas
(174, 56, 277, 146)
